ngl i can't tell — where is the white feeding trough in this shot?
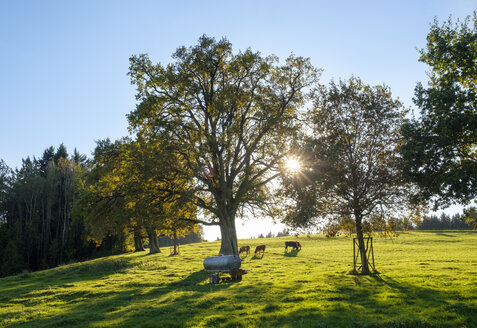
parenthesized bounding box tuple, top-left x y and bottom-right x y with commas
(203, 255, 247, 283)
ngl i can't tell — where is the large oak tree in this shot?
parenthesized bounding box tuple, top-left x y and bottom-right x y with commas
(127, 36, 320, 255)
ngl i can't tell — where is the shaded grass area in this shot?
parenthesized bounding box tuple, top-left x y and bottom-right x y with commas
(0, 231, 476, 327)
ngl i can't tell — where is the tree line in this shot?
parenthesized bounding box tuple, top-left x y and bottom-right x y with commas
(0, 146, 92, 276)
(414, 212, 474, 230)
(320, 210, 475, 238)
(0, 12, 475, 276)
(0, 144, 202, 277)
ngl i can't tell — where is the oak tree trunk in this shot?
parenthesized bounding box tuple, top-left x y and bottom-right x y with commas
(218, 214, 239, 256)
(133, 231, 144, 252)
(172, 229, 178, 255)
(146, 226, 160, 254)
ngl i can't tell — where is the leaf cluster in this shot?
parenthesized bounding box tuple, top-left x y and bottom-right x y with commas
(400, 12, 477, 207)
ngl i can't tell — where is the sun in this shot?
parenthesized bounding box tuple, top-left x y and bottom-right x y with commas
(285, 157, 301, 174)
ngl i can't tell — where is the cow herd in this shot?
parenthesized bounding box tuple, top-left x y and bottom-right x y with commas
(238, 241, 302, 258)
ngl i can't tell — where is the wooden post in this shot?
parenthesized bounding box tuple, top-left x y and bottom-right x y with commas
(352, 237, 375, 274)
(353, 238, 356, 271)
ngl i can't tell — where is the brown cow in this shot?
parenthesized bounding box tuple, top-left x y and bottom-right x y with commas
(239, 245, 250, 256)
(285, 241, 301, 252)
(254, 244, 266, 256)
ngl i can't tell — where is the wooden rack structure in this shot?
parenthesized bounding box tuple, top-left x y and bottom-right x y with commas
(353, 237, 376, 274)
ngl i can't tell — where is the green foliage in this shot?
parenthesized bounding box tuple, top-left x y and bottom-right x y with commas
(37, 146, 55, 176)
(54, 143, 68, 163)
(72, 148, 88, 166)
(80, 137, 199, 254)
(281, 78, 410, 261)
(400, 12, 477, 207)
(127, 35, 320, 255)
(280, 77, 409, 273)
(282, 78, 407, 227)
(0, 147, 94, 277)
(0, 231, 475, 327)
(0, 222, 25, 276)
(462, 206, 477, 227)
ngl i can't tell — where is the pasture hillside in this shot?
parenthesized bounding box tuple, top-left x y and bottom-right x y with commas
(0, 231, 476, 327)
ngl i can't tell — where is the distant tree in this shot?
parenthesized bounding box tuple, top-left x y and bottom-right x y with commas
(323, 222, 340, 238)
(415, 212, 474, 230)
(281, 78, 408, 274)
(38, 146, 55, 176)
(54, 144, 68, 163)
(128, 35, 320, 255)
(400, 13, 477, 208)
(276, 228, 290, 237)
(462, 206, 477, 228)
(72, 148, 89, 167)
(82, 138, 198, 254)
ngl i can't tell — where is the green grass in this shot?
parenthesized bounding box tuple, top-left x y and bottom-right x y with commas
(0, 231, 476, 327)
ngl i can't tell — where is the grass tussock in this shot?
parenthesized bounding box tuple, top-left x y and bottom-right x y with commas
(0, 231, 476, 327)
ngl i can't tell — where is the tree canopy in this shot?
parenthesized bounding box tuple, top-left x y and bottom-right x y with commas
(127, 35, 320, 255)
(280, 78, 408, 273)
(400, 12, 477, 208)
(80, 138, 198, 254)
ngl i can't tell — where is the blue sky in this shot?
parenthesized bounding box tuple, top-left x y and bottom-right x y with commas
(1, 0, 474, 169)
(1, 1, 474, 239)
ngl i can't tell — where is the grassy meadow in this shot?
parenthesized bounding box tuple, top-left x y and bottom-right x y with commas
(0, 231, 476, 328)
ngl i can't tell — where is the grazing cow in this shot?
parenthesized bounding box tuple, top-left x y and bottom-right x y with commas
(254, 244, 266, 256)
(239, 245, 250, 256)
(285, 241, 302, 252)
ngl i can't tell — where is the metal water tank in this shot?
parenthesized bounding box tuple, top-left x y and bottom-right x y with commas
(203, 255, 241, 272)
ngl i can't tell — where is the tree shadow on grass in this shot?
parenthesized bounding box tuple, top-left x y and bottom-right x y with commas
(163, 269, 243, 290)
(3, 266, 476, 328)
(0, 256, 138, 302)
(331, 273, 477, 327)
(433, 231, 457, 238)
(1, 269, 238, 328)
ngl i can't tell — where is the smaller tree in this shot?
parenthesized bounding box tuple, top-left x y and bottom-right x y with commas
(77, 139, 130, 252)
(281, 78, 409, 274)
(81, 138, 198, 254)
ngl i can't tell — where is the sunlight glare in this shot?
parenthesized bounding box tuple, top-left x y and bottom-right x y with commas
(285, 157, 301, 174)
